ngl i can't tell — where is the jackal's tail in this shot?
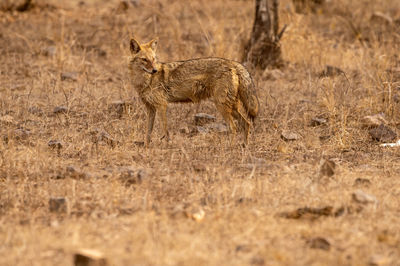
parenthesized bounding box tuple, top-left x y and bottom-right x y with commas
(236, 64, 259, 121)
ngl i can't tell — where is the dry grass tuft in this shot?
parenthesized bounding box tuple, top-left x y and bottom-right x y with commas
(1, 0, 400, 265)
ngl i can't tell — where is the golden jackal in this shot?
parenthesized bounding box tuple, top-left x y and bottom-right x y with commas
(128, 38, 259, 145)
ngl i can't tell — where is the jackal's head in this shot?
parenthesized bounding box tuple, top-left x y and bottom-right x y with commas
(129, 38, 159, 74)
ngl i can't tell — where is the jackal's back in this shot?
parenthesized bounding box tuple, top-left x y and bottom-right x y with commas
(157, 58, 259, 119)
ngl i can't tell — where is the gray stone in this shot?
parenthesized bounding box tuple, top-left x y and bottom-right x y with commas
(307, 237, 331, 251)
(281, 130, 300, 141)
(207, 122, 229, 133)
(310, 117, 327, 126)
(352, 190, 377, 204)
(53, 106, 68, 114)
(369, 124, 397, 142)
(61, 72, 78, 81)
(194, 113, 216, 126)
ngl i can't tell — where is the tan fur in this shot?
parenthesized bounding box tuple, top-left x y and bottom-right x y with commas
(128, 38, 260, 145)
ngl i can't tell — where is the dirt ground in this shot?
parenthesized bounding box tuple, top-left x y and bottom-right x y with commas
(1, 0, 400, 265)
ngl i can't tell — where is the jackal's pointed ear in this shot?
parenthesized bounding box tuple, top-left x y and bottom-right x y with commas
(149, 38, 158, 52)
(130, 38, 141, 54)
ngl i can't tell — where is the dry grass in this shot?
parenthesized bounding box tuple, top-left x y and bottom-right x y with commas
(1, 0, 400, 265)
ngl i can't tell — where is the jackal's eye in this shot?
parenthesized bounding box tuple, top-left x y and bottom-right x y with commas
(141, 58, 150, 63)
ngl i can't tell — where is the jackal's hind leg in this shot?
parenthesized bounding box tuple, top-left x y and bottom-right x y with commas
(233, 105, 251, 145)
(215, 103, 237, 143)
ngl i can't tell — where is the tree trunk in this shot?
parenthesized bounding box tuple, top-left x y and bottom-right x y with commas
(243, 0, 286, 69)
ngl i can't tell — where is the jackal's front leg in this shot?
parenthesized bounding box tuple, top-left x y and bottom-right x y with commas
(159, 105, 170, 142)
(146, 106, 156, 146)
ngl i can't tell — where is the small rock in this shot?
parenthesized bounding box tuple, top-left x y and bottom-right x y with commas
(42, 46, 56, 57)
(194, 113, 216, 126)
(307, 237, 331, 251)
(352, 190, 377, 204)
(53, 106, 68, 114)
(74, 249, 108, 266)
(281, 130, 300, 141)
(61, 72, 78, 81)
(354, 178, 371, 187)
(194, 123, 228, 134)
(369, 124, 397, 142)
(362, 114, 387, 128)
(320, 159, 336, 177)
(310, 116, 327, 126)
(48, 140, 63, 149)
(319, 65, 345, 78)
(49, 197, 68, 213)
(207, 122, 229, 133)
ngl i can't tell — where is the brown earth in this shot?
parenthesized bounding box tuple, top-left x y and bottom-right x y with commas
(1, 0, 400, 265)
